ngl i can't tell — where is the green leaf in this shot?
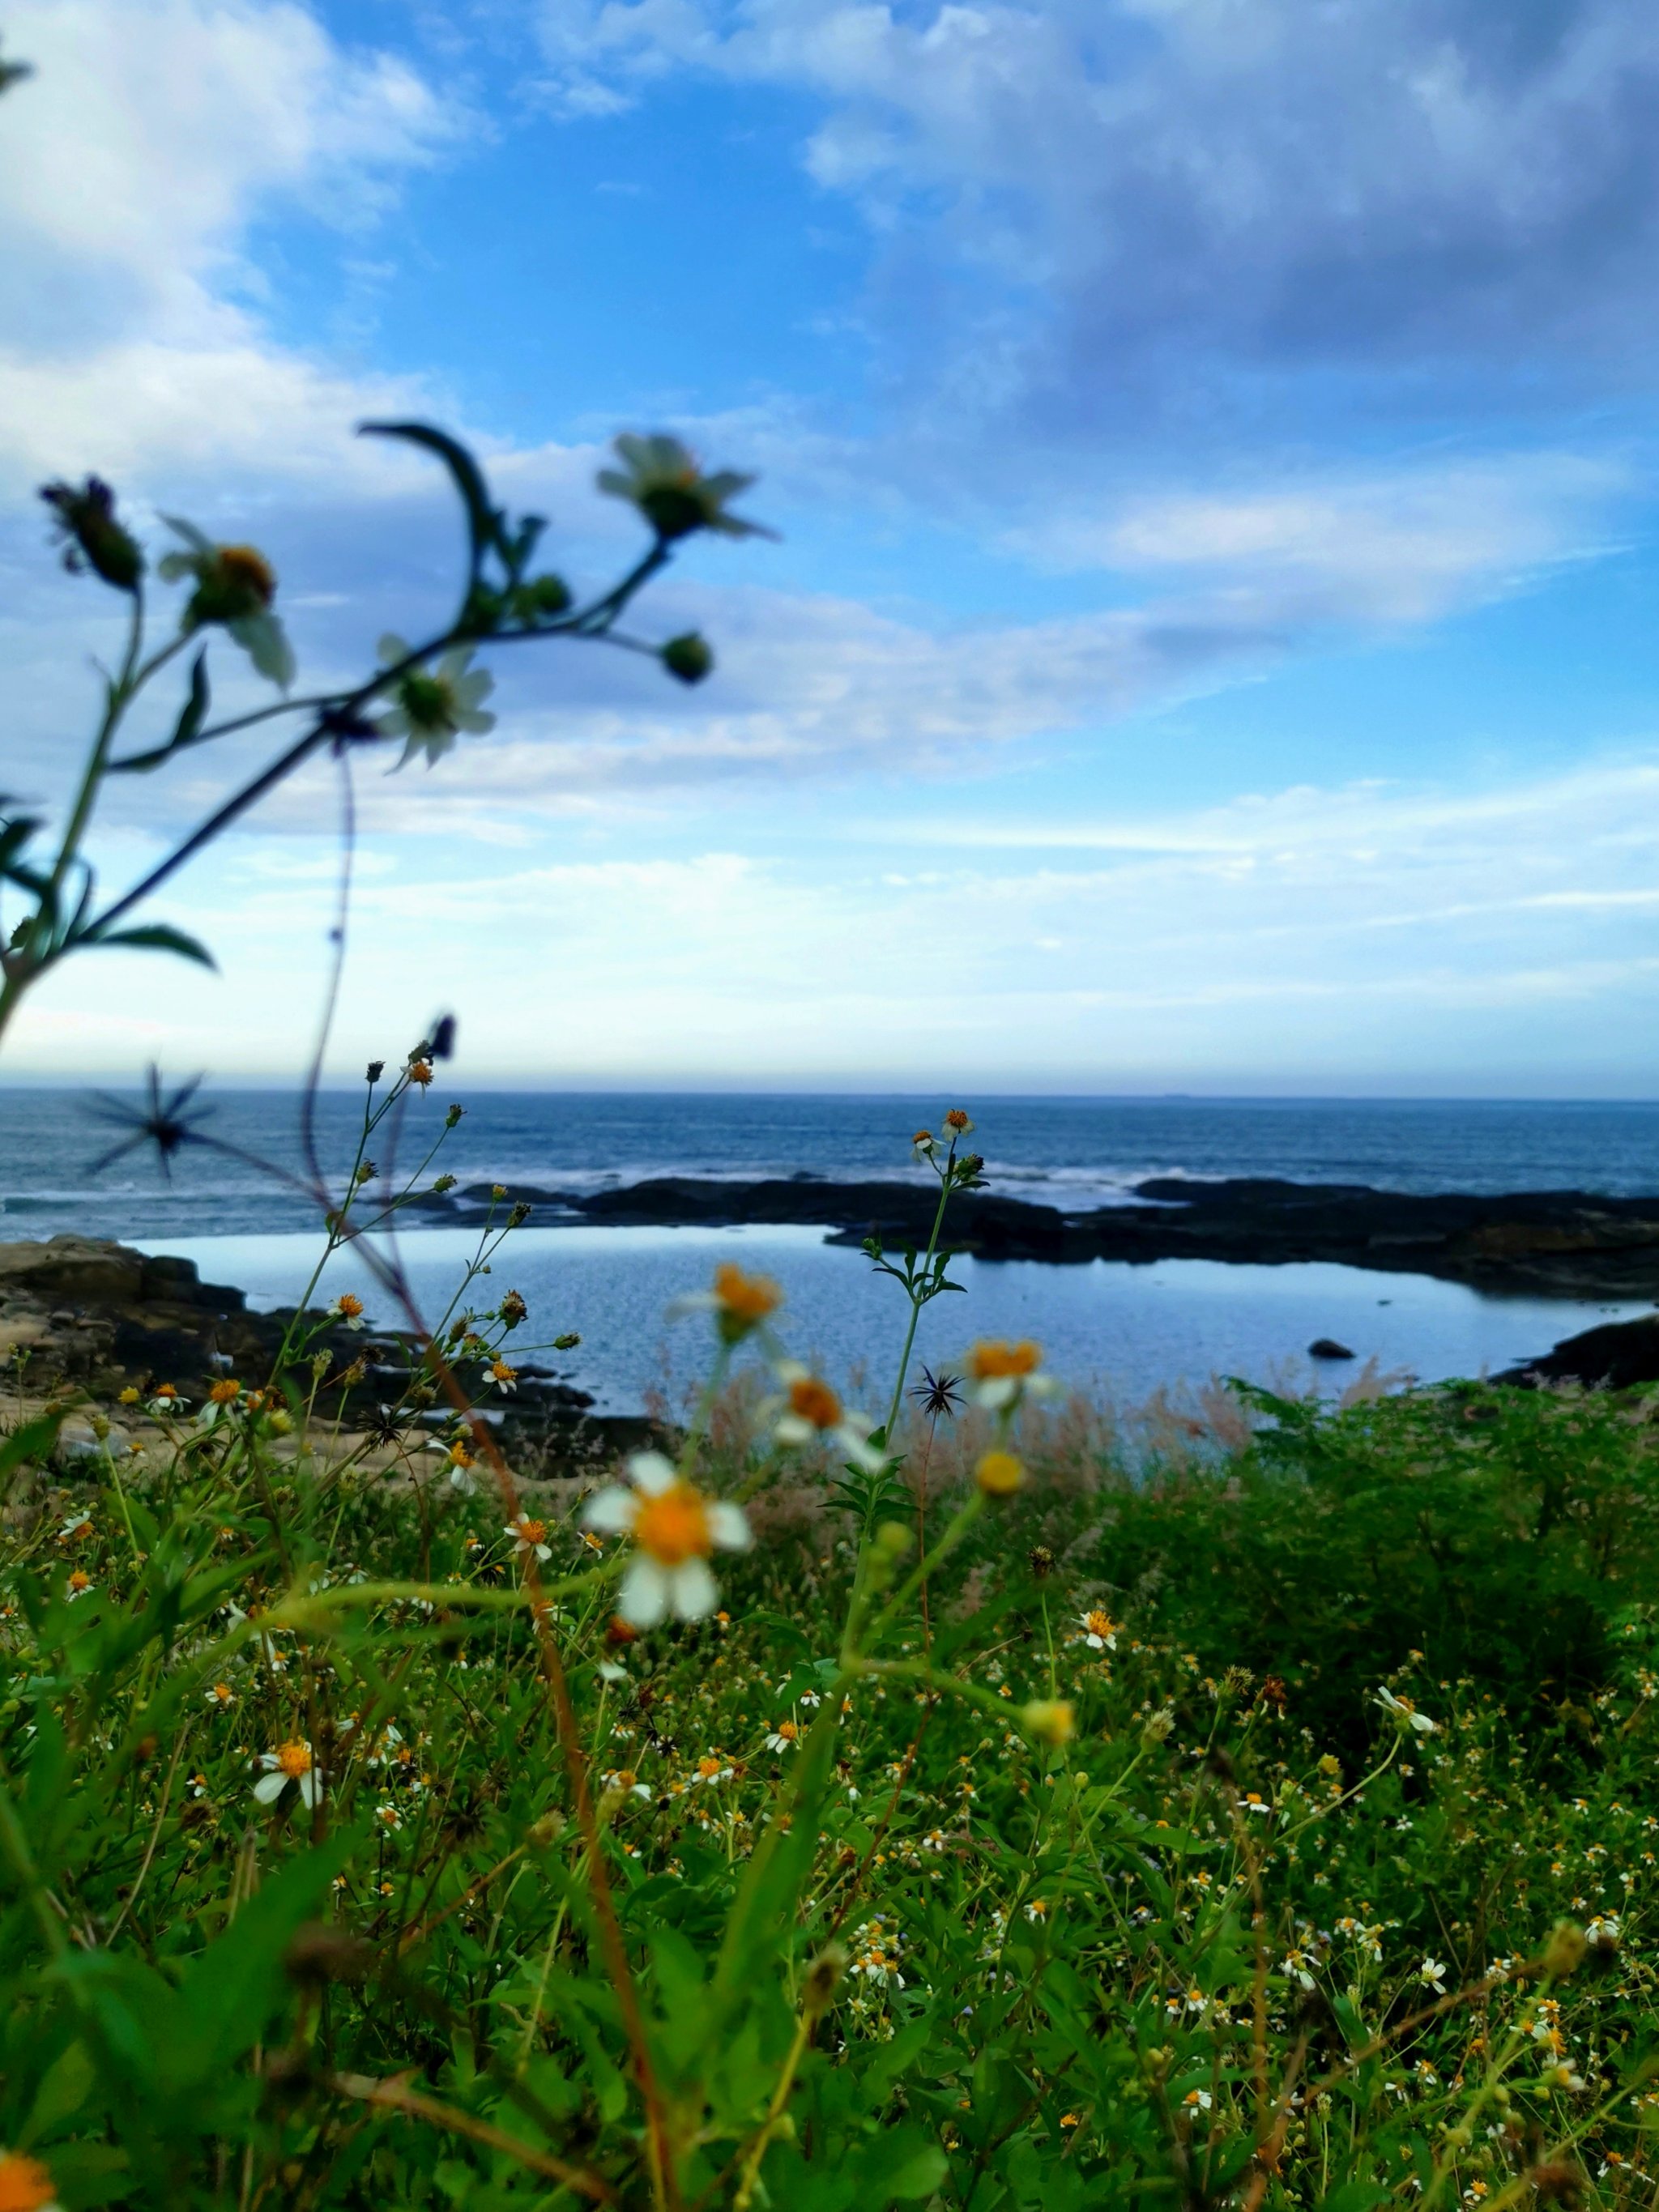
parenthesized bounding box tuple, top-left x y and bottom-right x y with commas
(82, 923, 216, 970)
(1, 1408, 66, 1483)
(113, 649, 210, 772)
(360, 420, 503, 576)
(861, 2127, 948, 2202)
(24, 2038, 95, 2142)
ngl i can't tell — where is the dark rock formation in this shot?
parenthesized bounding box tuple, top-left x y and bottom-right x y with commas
(400, 1173, 1659, 1299)
(1499, 1311, 1659, 1390)
(1307, 1339, 1356, 1360)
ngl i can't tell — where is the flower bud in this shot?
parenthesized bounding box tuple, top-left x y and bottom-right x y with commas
(801, 1942, 848, 2019)
(975, 1449, 1025, 1498)
(40, 475, 143, 591)
(662, 631, 714, 684)
(1021, 1698, 1074, 1747)
(1542, 1922, 1586, 1980)
(1141, 1707, 1175, 1746)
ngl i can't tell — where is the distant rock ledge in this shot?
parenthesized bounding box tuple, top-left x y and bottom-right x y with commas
(402, 1171, 1659, 1301)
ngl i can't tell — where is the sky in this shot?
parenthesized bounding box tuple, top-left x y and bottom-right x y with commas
(2, 0, 1659, 1093)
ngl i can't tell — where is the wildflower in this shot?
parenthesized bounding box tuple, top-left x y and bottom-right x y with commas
(1021, 1699, 1074, 1747)
(118, 1387, 140, 1404)
(329, 1293, 367, 1329)
(1025, 1898, 1049, 1922)
(205, 1681, 235, 1707)
(484, 1358, 518, 1393)
(208, 1378, 240, 1405)
(975, 1449, 1025, 1499)
(157, 520, 294, 685)
(597, 432, 773, 543)
(505, 1515, 552, 1563)
(1419, 1957, 1448, 1994)
(693, 1756, 734, 1785)
(65, 1570, 93, 1601)
(1081, 1608, 1117, 1652)
(254, 1740, 322, 1809)
(499, 1289, 528, 1328)
(941, 1108, 975, 1139)
(912, 1129, 936, 1161)
(582, 1451, 751, 1627)
(1182, 2089, 1213, 2112)
(966, 1339, 1055, 1411)
(40, 473, 143, 592)
(0, 2150, 60, 2211)
(375, 634, 495, 769)
(672, 1261, 783, 1344)
(1375, 1686, 1437, 1735)
(766, 1721, 800, 1753)
(771, 1366, 884, 1471)
(57, 1511, 92, 1542)
(1242, 1791, 1270, 1815)
(602, 1768, 653, 1801)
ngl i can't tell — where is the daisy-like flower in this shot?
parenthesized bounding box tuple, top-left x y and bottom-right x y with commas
(65, 1570, 94, 1602)
(156, 519, 295, 688)
(57, 1511, 92, 1542)
(770, 1365, 885, 1472)
(582, 1452, 751, 1627)
(597, 433, 774, 543)
(603, 1767, 654, 1801)
(911, 1129, 936, 1161)
(0, 2150, 61, 2211)
(484, 1358, 518, 1394)
(1081, 1608, 1118, 1652)
(1021, 1699, 1074, 1747)
(693, 1754, 734, 1786)
(966, 1339, 1056, 1411)
(766, 1720, 801, 1753)
(328, 1293, 367, 1330)
(1375, 1686, 1438, 1736)
(975, 1449, 1025, 1499)
(669, 1261, 783, 1345)
(1182, 2089, 1213, 2113)
(1419, 1956, 1448, 1993)
(205, 1680, 235, 1708)
(375, 633, 496, 770)
(147, 1383, 184, 1417)
(940, 1107, 975, 1139)
(505, 1515, 552, 1563)
(254, 1739, 322, 1809)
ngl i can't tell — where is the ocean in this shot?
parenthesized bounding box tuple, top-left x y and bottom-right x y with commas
(2, 1089, 1655, 1413)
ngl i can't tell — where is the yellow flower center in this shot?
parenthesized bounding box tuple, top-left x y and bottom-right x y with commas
(66, 1570, 92, 1593)
(975, 1451, 1025, 1498)
(1085, 1609, 1115, 1639)
(697, 1756, 724, 1779)
(0, 2151, 58, 2212)
(276, 1740, 312, 1779)
(633, 1481, 714, 1566)
(408, 1061, 433, 1086)
(788, 1375, 842, 1429)
(969, 1338, 1043, 1380)
(337, 1293, 364, 1318)
(492, 1360, 516, 1381)
(775, 1721, 798, 1741)
(211, 1682, 232, 1703)
(514, 1518, 547, 1545)
(943, 1108, 972, 1132)
(209, 1379, 241, 1404)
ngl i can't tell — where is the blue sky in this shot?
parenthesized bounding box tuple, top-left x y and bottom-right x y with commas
(2, 0, 1658, 1090)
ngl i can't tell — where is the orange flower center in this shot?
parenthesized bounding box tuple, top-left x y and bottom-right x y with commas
(713, 1262, 782, 1328)
(1085, 1609, 1115, 1639)
(408, 1061, 433, 1086)
(775, 1721, 798, 1741)
(209, 1379, 241, 1404)
(697, 1756, 724, 1779)
(215, 543, 276, 604)
(969, 1338, 1042, 1380)
(337, 1293, 364, 1317)
(66, 1570, 92, 1592)
(276, 1740, 312, 1779)
(788, 1375, 842, 1429)
(211, 1681, 232, 1702)
(0, 2151, 58, 2212)
(492, 1361, 516, 1380)
(633, 1482, 713, 1566)
(943, 1108, 972, 1131)
(514, 1518, 547, 1545)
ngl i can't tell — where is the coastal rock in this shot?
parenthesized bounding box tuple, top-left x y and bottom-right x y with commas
(401, 1172, 1659, 1298)
(1499, 1311, 1659, 1390)
(1307, 1338, 1356, 1360)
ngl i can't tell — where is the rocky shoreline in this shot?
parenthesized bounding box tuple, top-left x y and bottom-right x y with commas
(0, 1235, 657, 1466)
(402, 1170, 1659, 1301)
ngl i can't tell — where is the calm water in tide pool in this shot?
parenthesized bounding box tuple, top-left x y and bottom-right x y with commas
(0, 1089, 1653, 1414)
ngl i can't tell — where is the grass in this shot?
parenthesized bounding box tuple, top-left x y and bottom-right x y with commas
(0, 1089, 1655, 2212)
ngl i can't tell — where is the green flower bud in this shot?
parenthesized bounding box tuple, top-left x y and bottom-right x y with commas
(40, 476, 144, 592)
(662, 632, 714, 684)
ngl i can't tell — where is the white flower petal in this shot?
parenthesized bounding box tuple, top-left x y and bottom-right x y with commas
(583, 1485, 638, 1534)
(618, 1557, 669, 1628)
(252, 1771, 288, 1805)
(975, 1376, 1017, 1410)
(838, 1430, 887, 1474)
(627, 1451, 678, 1496)
(774, 1413, 812, 1447)
(708, 1501, 751, 1553)
(300, 1772, 322, 1809)
(667, 1557, 718, 1620)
